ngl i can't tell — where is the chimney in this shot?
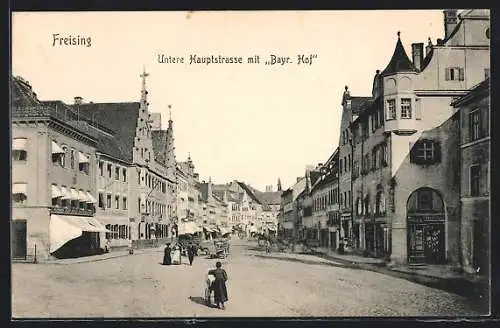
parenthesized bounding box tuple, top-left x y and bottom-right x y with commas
(74, 96, 83, 105)
(411, 43, 424, 71)
(425, 37, 433, 56)
(444, 9, 458, 40)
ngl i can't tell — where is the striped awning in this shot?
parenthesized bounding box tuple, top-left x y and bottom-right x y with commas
(12, 138, 28, 151)
(60, 187, 71, 200)
(70, 188, 80, 200)
(78, 190, 89, 202)
(51, 141, 65, 155)
(51, 185, 63, 198)
(12, 183, 27, 195)
(86, 192, 98, 204)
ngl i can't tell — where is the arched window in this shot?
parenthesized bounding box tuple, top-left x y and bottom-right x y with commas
(407, 188, 444, 213)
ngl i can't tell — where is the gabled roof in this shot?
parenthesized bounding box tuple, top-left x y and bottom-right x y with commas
(349, 97, 373, 115)
(235, 181, 262, 205)
(72, 102, 140, 163)
(381, 33, 417, 76)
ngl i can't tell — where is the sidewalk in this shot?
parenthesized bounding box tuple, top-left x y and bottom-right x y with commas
(307, 246, 487, 301)
(41, 247, 163, 265)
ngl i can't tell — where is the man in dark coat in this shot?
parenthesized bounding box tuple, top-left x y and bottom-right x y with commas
(163, 243, 172, 265)
(187, 242, 197, 266)
(208, 261, 228, 309)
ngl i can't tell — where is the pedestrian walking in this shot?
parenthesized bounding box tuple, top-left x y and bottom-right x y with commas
(163, 243, 172, 265)
(265, 239, 271, 254)
(187, 242, 196, 266)
(208, 261, 228, 310)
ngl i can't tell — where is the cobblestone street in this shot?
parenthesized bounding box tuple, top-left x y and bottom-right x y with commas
(12, 239, 483, 318)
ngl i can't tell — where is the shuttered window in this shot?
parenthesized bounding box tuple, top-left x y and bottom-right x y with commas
(445, 67, 464, 81)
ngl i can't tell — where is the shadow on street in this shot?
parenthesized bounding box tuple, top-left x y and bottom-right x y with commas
(188, 296, 217, 308)
(251, 253, 349, 269)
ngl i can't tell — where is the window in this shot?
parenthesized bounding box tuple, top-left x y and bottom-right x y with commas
(99, 161, 104, 176)
(123, 168, 127, 182)
(70, 149, 75, 169)
(13, 150, 28, 161)
(98, 193, 105, 209)
(372, 148, 379, 170)
(115, 167, 120, 180)
(106, 194, 112, 208)
(380, 144, 388, 167)
(78, 153, 90, 175)
(138, 197, 141, 213)
(410, 140, 441, 165)
(12, 183, 27, 204)
(485, 68, 490, 80)
(107, 164, 112, 178)
(114, 195, 119, 209)
(12, 138, 28, 162)
(401, 98, 412, 119)
(445, 67, 464, 81)
(470, 165, 481, 197)
(339, 158, 343, 175)
(386, 99, 396, 120)
(469, 109, 483, 141)
(416, 189, 433, 212)
(375, 191, 386, 216)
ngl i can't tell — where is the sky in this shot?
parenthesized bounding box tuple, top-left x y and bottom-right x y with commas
(12, 10, 445, 192)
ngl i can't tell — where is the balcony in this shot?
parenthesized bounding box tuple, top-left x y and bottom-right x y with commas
(50, 206, 94, 217)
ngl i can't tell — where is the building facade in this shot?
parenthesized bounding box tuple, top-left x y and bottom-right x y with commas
(452, 78, 490, 276)
(339, 9, 490, 266)
(11, 77, 107, 261)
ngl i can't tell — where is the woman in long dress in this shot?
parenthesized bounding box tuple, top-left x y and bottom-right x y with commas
(172, 244, 181, 265)
(208, 261, 228, 309)
(163, 243, 172, 265)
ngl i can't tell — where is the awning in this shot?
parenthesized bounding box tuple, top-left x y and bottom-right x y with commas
(86, 192, 98, 204)
(51, 185, 63, 198)
(78, 152, 90, 164)
(12, 183, 27, 195)
(12, 138, 28, 151)
(60, 187, 71, 200)
(178, 221, 200, 235)
(219, 227, 230, 236)
(49, 215, 111, 253)
(78, 190, 89, 202)
(70, 188, 80, 200)
(51, 141, 65, 155)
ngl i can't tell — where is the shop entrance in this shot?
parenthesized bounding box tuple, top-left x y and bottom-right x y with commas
(11, 220, 27, 259)
(407, 188, 445, 265)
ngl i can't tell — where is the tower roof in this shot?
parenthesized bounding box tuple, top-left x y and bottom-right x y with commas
(381, 32, 417, 76)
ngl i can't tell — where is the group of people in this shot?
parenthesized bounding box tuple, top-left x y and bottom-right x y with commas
(162, 242, 197, 266)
